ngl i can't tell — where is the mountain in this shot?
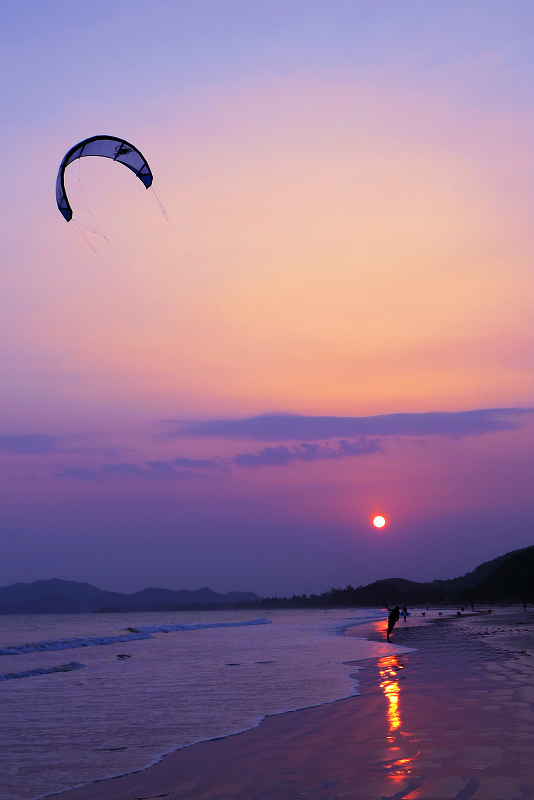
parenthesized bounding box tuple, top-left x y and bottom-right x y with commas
(254, 545, 534, 608)
(0, 579, 260, 614)
(0, 544, 531, 614)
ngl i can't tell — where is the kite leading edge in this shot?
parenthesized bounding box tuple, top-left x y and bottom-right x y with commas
(56, 135, 153, 221)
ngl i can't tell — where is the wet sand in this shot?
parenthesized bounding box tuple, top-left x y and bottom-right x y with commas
(53, 609, 534, 800)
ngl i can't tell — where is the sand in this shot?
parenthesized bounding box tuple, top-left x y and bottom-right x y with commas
(52, 609, 534, 800)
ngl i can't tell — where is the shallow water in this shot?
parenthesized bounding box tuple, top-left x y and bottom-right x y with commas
(0, 607, 407, 800)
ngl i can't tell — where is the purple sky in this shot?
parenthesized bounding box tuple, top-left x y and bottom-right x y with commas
(0, 1, 532, 595)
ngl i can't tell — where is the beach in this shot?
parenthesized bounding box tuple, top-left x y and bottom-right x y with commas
(51, 608, 534, 800)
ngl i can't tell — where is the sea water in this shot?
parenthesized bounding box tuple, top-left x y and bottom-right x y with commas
(0, 607, 405, 800)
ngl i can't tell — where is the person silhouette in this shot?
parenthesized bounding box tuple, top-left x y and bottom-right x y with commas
(385, 605, 400, 642)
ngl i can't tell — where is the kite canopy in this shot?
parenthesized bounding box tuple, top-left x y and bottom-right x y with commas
(56, 135, 153, 221)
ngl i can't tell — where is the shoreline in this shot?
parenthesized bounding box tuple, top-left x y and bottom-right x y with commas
(51, 608, 534, 800)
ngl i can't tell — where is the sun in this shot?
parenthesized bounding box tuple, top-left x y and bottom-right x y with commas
(372, 515, 386, 528)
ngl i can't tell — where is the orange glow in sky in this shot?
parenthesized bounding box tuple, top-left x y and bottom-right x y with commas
(0, 3, 532, 596)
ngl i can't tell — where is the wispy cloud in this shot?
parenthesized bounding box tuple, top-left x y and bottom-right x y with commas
(170, 457, 221, 470)
(58, 463, 181, 482)
(232, 438, 382, 468)
(0, 435, 62, 454)
(164, 408, 533, 442)
(38, 407, 534, 483)
(58, 457, 222, 482)
(59, 439, 382, 481)
(0, 434, 130, 459)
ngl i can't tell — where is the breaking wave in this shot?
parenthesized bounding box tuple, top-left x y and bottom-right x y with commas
(0, 632, 153, 655)
(129, 617, 272, 634)
(0, 619, 271, 655)
(0, 661, 86, 681)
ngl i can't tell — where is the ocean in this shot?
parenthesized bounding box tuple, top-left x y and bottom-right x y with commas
(0, 607, 408, 800)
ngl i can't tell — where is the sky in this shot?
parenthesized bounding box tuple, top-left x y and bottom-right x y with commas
(0, 0, 532, 596)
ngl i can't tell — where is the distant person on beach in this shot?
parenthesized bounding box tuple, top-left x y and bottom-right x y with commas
(385, 605, 400, 642)
(402, 605, 408, 620)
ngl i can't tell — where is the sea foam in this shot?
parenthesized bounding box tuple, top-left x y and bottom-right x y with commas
(129, 617, 272, 634)
(0, 632, 153, 655)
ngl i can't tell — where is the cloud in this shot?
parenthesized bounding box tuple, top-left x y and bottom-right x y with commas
(164, 408, 533, 442)
(232, 438, 383, 468)
(0, 434, 62, 454)
(171, 457, 221, 470)
(145, 457, 222, 474)
(0, 434, 131, 459)
(58, 464, 162, 482)
(59, 457, 222, 482)
(49, 407, 534, 483)
(57, 466, 98, 481)
(58, 440, 380, 482)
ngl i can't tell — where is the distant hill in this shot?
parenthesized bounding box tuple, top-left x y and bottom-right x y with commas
(472, 547, 534, 602)
(1, 544, 531, 614)
(254, 545, 534, 608)
(0, 579, 260, 614)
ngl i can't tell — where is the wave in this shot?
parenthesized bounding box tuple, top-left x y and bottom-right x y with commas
(0, 661, 86, 681)
(0, 632, 153, 655)
(333, 611, 386, 631)
(0, 619, 271, 656)
(128, 618, 273, 634)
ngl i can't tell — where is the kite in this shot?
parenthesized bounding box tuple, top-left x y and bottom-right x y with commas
(56, 135, 153, 221)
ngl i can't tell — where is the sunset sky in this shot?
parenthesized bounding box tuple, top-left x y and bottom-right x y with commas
(1, 1, 532, 595)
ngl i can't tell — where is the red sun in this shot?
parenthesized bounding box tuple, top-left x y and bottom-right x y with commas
(372, 515, 386, 528)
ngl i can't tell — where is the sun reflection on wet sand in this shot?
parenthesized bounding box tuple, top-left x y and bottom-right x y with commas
(379, 655, 402, 731)
(378, 655, 420, 786)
